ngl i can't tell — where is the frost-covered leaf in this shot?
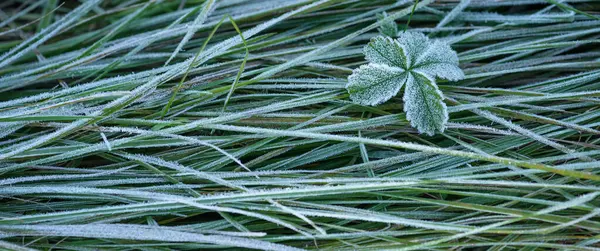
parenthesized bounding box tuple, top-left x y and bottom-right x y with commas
(403, 73, 448, 136)
(346, 31, 464, 135)
(396, 31, 429, 67)
(364, 36, 407, 68)
(377, 12, 398, 37)
(346, 63, 407, 106)
(413, 40, 465, 81)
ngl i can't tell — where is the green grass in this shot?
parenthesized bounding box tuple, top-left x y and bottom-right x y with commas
(1, 0, 600, 250)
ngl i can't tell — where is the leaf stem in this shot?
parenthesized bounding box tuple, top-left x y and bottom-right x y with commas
(404, 0, 420, 32)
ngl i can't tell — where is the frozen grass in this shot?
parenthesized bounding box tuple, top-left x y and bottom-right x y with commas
(0, 0, 600, 250)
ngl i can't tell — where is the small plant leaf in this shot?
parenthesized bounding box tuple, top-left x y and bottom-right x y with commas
(347, 64, 407, 106)
(396, 31, 429, 67)
(403, 72, 448, 136)
(413, 40, 464, 81)
(346, 31, 464, 135)
(377, 12, 398, 37)
(364, 36, 407, 68)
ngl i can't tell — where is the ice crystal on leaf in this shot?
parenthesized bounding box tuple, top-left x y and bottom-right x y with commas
(346, 32, 464, 135)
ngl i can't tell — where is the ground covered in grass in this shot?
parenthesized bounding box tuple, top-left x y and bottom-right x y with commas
(1, 0, 600, 250)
